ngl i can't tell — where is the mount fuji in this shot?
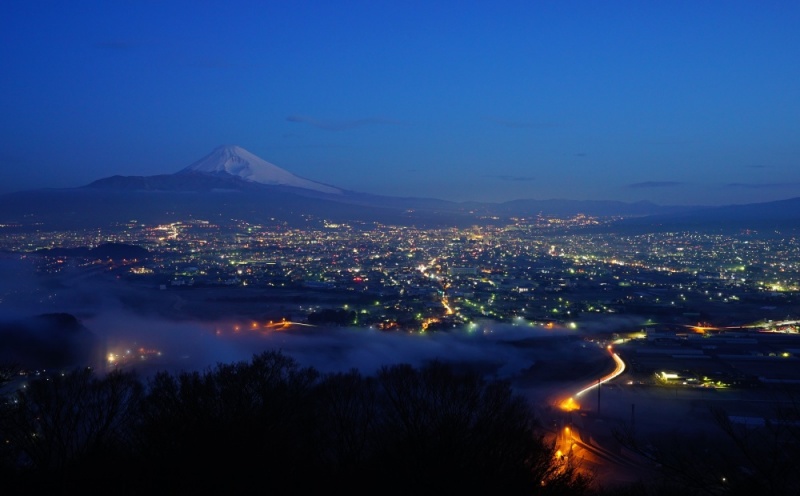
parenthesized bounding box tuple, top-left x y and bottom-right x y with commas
(86, 145, 345, 197)
(177, 145, 342, 195)
(0, 145, 480, 228)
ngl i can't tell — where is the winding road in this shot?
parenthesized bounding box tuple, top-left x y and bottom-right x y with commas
(548, 344, 657, 488)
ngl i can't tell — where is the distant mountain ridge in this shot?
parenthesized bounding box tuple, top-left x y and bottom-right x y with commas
(75, 145, 695, 222)
(1, 145, 798, 231)
(611, 196, 800, 232)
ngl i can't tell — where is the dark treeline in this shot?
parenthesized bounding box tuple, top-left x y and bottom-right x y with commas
(4, 353, 795, 496)
(0, 352, 592, 495)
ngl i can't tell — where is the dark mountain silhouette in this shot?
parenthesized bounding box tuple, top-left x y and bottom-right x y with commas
(0, 313, 102, 370)
(609, 196, 800, 232)
(35, 242, 151, 260)
(1, 145, 795, 230)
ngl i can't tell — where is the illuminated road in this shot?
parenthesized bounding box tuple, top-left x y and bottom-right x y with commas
(552, 422, 655, 489)
(548, 345, 651, 488)
(263, 320, 316, 330)
(417, 258, 455, 317)
(679, 320, 799, 333)
(559, 345, 626, 412)
(234, 319, 317, 333)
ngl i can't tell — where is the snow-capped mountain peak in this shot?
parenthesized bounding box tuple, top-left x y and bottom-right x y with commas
(180, 145, 342, 195)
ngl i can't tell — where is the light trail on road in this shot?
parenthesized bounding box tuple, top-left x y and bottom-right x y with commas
(575, 347, 626, 397)
(559, 345, 626, 411)
(549, 346, 644, 488)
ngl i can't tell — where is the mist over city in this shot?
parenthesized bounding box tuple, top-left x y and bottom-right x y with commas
(0, 249, 614, 385)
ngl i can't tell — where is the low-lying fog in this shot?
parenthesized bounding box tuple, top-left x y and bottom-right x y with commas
(0, 254, 630, 405)
(5, 253, 741, 444)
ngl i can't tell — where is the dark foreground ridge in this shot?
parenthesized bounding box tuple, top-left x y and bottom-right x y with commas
(3, 351, 799, 496)
(0, 352, 590, 496)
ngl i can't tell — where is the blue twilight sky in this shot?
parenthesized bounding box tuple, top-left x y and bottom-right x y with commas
(1, 1, 799, 205)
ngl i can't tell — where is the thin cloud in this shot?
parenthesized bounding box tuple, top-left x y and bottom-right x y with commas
(183, 58, 245, 69)
(726, 181, 800, 189)
(627, 181, 684, 189)
(94, 40, 137, 52)
(487, 175, 537, 182)
(270, 143, 347, 149)
(483, 116, 560, 129)
(287, 115, 403, 131)
(643, 140, 689, 146)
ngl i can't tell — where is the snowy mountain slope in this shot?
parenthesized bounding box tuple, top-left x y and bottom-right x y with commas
(179, 145, 342, 195)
